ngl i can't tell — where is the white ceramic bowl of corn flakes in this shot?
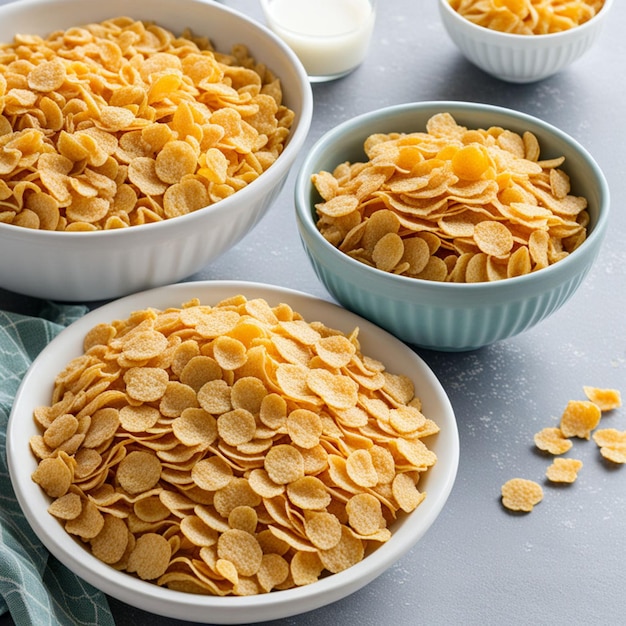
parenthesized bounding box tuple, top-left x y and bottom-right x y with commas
(438, 0, 613, 83)
(7, 280, 459, 624)
(294, 101, 610, 351)
(0, 0, 312, 301)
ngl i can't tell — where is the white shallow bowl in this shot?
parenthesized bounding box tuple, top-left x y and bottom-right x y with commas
(438, 0, 613, 83)
(0, 0, 312, 301)
(7, 280, 459, 624)
(294, 101, 610, 351)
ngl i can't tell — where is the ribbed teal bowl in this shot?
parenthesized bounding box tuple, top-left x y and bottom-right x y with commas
(295, 101, 610, 351)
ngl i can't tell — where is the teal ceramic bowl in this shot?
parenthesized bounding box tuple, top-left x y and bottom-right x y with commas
(294, 101, 610, 352)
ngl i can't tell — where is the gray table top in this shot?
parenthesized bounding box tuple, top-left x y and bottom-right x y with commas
(1, 1, 625, 625)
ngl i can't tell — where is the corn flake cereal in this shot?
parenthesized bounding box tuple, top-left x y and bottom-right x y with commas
(592, 428, 626, 464)
(0, 18, 294, 231)
(449, 0, 605, 35)
(559, 400, 601, 439)
(312, 113, 589, 283)
(505, 385, 624, 513)
(533, 426, 572, 455)
(501, 478, 543, 512)
(30, 295, 440, 595)
(583, 386, 622, 412)
(545, 457, 583, 483)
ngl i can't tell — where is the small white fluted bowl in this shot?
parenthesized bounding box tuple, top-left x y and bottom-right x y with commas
(438, 0, 613, 83)
(7, 280, 459, 624)
(0, 0, 312, 301)
(294, 101, 610, 352)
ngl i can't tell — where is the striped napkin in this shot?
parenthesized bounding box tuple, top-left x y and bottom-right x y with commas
(0, 303, 115, 626)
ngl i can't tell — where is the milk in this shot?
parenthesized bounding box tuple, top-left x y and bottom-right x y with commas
(261, 0, 376, 81)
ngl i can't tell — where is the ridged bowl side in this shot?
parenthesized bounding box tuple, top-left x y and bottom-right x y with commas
(0, 0, 313, 301)
(438, 0, 613, 83)
(295, 101, 610, 351)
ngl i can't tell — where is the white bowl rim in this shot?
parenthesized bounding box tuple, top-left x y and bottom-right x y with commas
(0, 0, 314, 241)
(438, 0, 614, 42)
(294, 99, 610, 294)
(7, 279, 459, 623)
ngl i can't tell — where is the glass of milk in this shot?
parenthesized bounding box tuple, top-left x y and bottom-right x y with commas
(260, 0, 376, 82)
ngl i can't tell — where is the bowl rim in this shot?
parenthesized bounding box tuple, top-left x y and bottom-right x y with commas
(294, 99, 610, 294)
(0, 0, 314, 241)
(7, 279, 459, 623)
(438, 0, 614, 42)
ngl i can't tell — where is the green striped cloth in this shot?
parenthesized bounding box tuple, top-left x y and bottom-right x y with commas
(0, 303, 115, 626)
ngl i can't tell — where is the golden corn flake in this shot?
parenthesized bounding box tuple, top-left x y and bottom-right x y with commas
(449, 0, 605, 35)
(592, 428, 626, 464)
(583, 386, 622, 412)
(501, 478, 543, 512)
(545, 458, 583, 483)
(313, 113, 589, 283)
(116, 450, 162, 495)
(0, 18, 294, 231)
(290, 550, 325, 586)
(392, 472, 427, 513)
(217, 529, 263, 577)
(31, 454, 74, 499)
(559, 400, 601, 439)
(29, 296, 439, 596)
(90, 515, 130, 564)
(345, 493, 385, 536)
(64, 500, 105, 540)
(506, 385, 623, 512)
(303, 511, 342, 550)
(533, 427, 573, 455)
(127, 533, 171, 581)
(47, 492, 82, 521)
(318, 525, 365, 574)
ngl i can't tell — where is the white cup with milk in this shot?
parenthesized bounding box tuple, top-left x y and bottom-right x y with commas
(260, 0, 376, 82)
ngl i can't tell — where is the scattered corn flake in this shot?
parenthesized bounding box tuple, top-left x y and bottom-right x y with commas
(559, 400, 601, 439)
(501, 478, 543, 513)
(592, 428, 626, 464)
(533, 427, 573, 455)
(546, 458, 583, 483)
(583, 386, 622, 412)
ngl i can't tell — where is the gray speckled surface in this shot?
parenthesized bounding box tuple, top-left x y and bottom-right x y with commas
(1, 0, 625, 624)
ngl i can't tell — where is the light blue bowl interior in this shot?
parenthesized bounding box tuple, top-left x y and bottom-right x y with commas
(294, 101, 610, 351)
